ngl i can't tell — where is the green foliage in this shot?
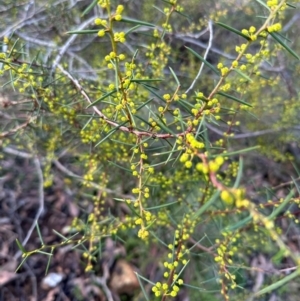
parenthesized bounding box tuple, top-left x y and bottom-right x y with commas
(1, 0, 300, 300)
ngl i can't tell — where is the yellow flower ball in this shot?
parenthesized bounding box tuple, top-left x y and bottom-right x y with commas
(220, 190, 234, 205)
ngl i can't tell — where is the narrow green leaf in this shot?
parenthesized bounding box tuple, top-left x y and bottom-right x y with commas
(286, 3, 297, 8)
(72, 239, 87, 250)
(141, 84, 166, 103)
(81, 0, 98, 16)
(135, 272, 155, 285)
(188, 236, 207, 252)
(132, 49, 139, 60)
(114, 198, 127, 202)
(119, 17, 155, 27)
(110, 139, 134, 147)
(192, 190, 220, 220)
(135, 274, 150, 301)
(272, 248, 288, 265)
(182, 283, 211, 291)
(81, 114, 95, 131)
(144, 218, 156, 230)
(107, 160, 131, 172)
(131, 78, 163, 83)
(153, 5, 165, 15)
(7, 38, 20, 58)
(226, 215, 252, 231)
(185, 47, 219, 75)
(253, 0, 271, 10)
(152, 148, 181, 156)
(256, 15, 269, 19)
(268, 189, 294, 220)
(95, 123, 125, 147)
(233, 156, 243, 189)
(291, 162, 300, 179)
(125, 25, 141, 36)
(154, 158, 176, 168)
(150, 231, 168, 247)
(15, 255, 28, 272)
(179, 99, 194, 108)
(87, 89, 116, 108)
(67, 29, 99, 35)
(175, 109, 186, 133)
(169, 67, 180, 86)
(160, 0, 173, 4)
(136, 98, 153, 112)
(213, 146, 261, 157)
(2, 75, 16, 90)
(195, 114, 206, 138)
(174, 9, 191, 20)
(255, 268, 300, 296)
(126, 202, 143, 219)
(269, 32, 300, 60)
(233, 68, 253, 82)
(140, 82, 160, 90)
(155, 115, 176, 135)
(36, 222, 44, 245)
(215, 22, 250, 40)
(292, 182, 300, 200)
(52, 229, 68, 241)
(156, 119, 176, 136)
(203, 121, 210, 154)
(45, 247, 54, 275)
(171, 260, 190, 287)
(146, 201, 179, 210)
(163, 140, 178, 164)
(134, 114, 153, 127)
(217, 91, 252, 107)
(15, 239, 26, 253)
(36, 250, 55, 256)
(275, 32, 292, 43)
(125, 103, 136, 127)
(178, 99, 193, 112)
(148, 145, 167, 152)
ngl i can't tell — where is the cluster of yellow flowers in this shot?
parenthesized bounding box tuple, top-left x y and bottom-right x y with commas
(196, 156, 224, 174)
(95, 5, 125, 41)
(241, 26, 257, 41)
(267, 23, 282, 32)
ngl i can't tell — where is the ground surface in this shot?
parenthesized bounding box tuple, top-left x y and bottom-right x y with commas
(0, 157, 140, 301)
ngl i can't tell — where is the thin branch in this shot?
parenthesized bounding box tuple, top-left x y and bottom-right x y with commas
(0, 117, 35, 138)
(51, 17, 95, 73)
(67, 51, 99, 80)
(185, 20, 213, 94)
(16, 32, 57, 48)
(14, 156, 45, 260)
(0, 0, 35, 38)
(93, 275, 114, 301)
(3, 146, 34, 159)
(3, 146, 134, 199)
(0, 97, 33, 107)
(283, 12, 300, 32)
(53, 159, 132, 198)
(272, 177, 300, 190)
(56, 64, 191, 139)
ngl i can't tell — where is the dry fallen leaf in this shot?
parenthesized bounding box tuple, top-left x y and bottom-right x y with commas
(0, 258, 18, 287)
(109, 259, 139, 295)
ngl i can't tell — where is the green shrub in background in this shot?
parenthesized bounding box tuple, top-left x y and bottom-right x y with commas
(1, 0, 300, 300)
